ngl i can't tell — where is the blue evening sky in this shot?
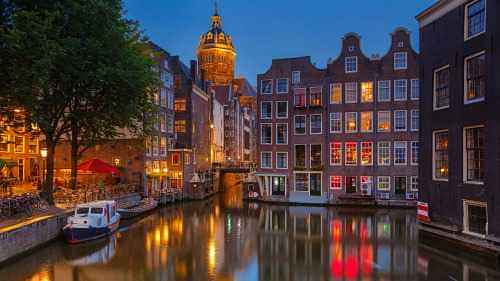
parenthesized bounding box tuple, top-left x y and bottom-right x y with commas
(124, 0, 435, 86)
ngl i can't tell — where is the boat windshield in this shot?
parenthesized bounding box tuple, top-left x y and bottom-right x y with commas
(90, 208, 104, 214)
(76, 208, 89, 215)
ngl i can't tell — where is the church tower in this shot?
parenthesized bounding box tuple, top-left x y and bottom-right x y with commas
(197, 2, 236, 86)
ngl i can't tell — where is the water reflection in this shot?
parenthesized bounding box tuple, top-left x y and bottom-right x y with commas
(1, 179, 500, 281)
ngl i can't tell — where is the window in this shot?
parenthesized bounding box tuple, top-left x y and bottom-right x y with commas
(465, 0, 486, 40)
(378, 80, 391, 102)
(394, 52, 408, 70)
(361, 82, 373, 102)
(378, 176, 391, 191)
(276, 124, 288, 145)
(346, 176, 357, 193)
(310, 173, 322, 196)
(172, 153, 180, 165)
(329, 112, 342, 133)
(345, 142, 357, 166)
(377, 111, 391, 132)
(361, 176, 373, 193)
(410, 110, 419, 131)
(345, 112, 358, 133)
(433, 130, 449, 180)
(394, 141, 407, 165)
(294, 88, 306, 107)
(295, 173, 309, 192)
(310, 144, 322, 167)
(411, 141, 419, 166)
(361, 142, 373, 166)
(261, 152, 272, 168)
(411, 176, 418, 191)
(295, 145, 306, 167)
(292, 71, 301, 85)
(276, 78, 289, 94)
(465, 52, 486, 103)
(0, 135, 8, 152)
(271, 176, 286, 196)
(345, 56, 358, 73)
(345, 82, 357, 103)
(260, 101, 272, 119)
(463, 201, 487, 236)
(378, 142, 391, 166)
(276, 152, 288, 169)
(411, 79, 420, 100)
(394, 110, 407, 132)
(294, 115, 306, 135)
(330, 142, 342, 166)
(310, 87, 322, 107)
(310, 114, 322, 134)
(14, 136, 24, 153)
(394, 80, 407, 101)
(261, 124, 272, 144)
(330, 83, 342, 104)
(261, 79, 273, 94)
(276, 101, 288, 119)
(434, 66, 450, 110)
(395, 176, 407, 195)
(174, 98, 187, 112)
(360, 112, 373, 133)
(175, 120, 186, 133)
(464, 126, 485, 183)
(330, 176, 343, 190)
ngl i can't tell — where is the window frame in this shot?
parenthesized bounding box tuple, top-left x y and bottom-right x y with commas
(330, 83, 342, 104)
(394, 110, 407, 132)
(394, 79, 408, 101)
(394, 141, 408, 166)
(260, 101, 272, 119)
(360, 111, 373, 133)
(260, 151, 273, 169)
(294, 144, 307, 168)
(433, 129, 449, 181)
(378, 142, 391, 166)
(378, 80, 391, 102)
(433, 65, 451, 111)
(411, 141, 419, 166)
(276, 152, 289, 169)
(294, 115, 306, 135)
(394, 52, 408, 70)
(275, 123, 289, 145)
(292, 71, 301, 85)
(377, 176, 391, 191)
(310, 114, 323, 135)
(410, 110, 419, 132)
(345, 56, 358, 73)
(464, 0, 487, 41)
(294, 87, 307, 107)
(309, 144, 323, 168)
(345, 142, 358, 166)
(276, 101, 288, 119)
(261, 79, 273, 95)
(330, 142, 342, 166)
(410, 79, 420, 100)
(464, 51, 486, 105)
(410, 176, 418, 192)
(463, 125, 485, 185)
(260, 123, 273, 145)
(330, 176, 343, 190)
(463, 199, 488, 238)
(329, 112, 342, 134)
(360, 142, 373, 166)
(377, 111, 391, 133)
(276, 78, 289, 94)
(345, 112, 358, 133)
(345, 82, 358, 104)
(361, 82, 374, 103)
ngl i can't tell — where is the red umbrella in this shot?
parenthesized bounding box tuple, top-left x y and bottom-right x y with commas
(77, 158, 120, 175)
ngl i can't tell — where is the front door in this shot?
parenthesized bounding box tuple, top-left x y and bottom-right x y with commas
(271, 176, 286, 196)
(395, 176, 407, 197)
(346, 176, 357, 193)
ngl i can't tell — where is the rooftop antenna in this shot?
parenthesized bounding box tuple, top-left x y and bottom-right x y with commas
(214, 0, 219, 15)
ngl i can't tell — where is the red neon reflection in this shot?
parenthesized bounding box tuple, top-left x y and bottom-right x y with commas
(345, 255, 359, 280)
(331, 219, 342, 241)
(360, 244, 373, 276)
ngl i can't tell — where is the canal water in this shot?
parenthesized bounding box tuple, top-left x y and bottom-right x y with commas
(1, 174, 499, 281)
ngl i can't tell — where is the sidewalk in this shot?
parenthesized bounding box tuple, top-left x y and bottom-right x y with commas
(0, 206, 67, 234)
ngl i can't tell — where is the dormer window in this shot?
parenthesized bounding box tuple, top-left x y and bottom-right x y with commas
(207, 32, 213, 40)
(398, 41, 404, 48)
(394, 52, 408, 70)
(345, 56, 358, 73)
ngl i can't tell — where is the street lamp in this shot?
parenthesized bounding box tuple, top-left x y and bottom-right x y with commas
(40, 148, 47, 190)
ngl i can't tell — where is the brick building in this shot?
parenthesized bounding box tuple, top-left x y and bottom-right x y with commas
(417, 0, 500, 246)
(256, 28, 420, 204)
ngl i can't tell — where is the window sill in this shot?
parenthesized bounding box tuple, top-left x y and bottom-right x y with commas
(465, 31, 485, 42)
(464, 181, 484, 186)
(432, 178, 449, 182)
(433, 106, 450, 111)
(462, 230, 486, 239)
(464, 97, 485, 105)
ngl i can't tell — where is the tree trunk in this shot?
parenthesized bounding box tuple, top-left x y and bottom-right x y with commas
(70, 121, 79, 190)
(43, 140, 56, 205)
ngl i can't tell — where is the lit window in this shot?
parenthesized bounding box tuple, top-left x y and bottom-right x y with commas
(261, 124, 272, 144)
(174, 98, 186, 112)
(330, 176, 343, 190)
(294, 115, 306, 135)
(345, 82, 357, 103)
(394, 141, 407, 165)
(345, 142, 357, 166)
(411, 79, 420, 100)
(14, 136, 24, 153)
(345, 112, 358, 133)
(433, 130, 449, 180)
(394, 80, 407, 101)
(330, 142, 342, 166)
(261, 79, 273, 94)
(378, 142, 391, 166)
(411, 110, 419, 131)
(360, 112, 373, 133)
(465, 0, 486, 40)
(361, 82, 373, 102)
(377, 111, 391, 132)
(310, 144, 322, 167)
(276, 152, 288, 169)
(295, 145, 306, 167)
(329, 112, 342, 133)
(394, 52, 408, 70)
(261, 101, 272, 119)
(310, 114, 322, 134)
(411, 141, 419, 166)
(310, 87, 322, 107)
(345, 56, 358, 73)
(378, 176, 391, 191)
(294, 88, 306, 107)
(465, 52, 486, 103)
(276, 101, 288, 119)
(292, 71, 301, 85)
(361, 142, 373, 166)
(464, 126, 485, 183)
(434, 66, 450, 110)
(261, 152, 272, 168)
(394, 110, 407, 132)
(276, 78, 289, 94)
(171, 153, 180, 165)
(0, 135, 9, 152)
(330, 83, 342, 104)
(378, 80, 391, 102)
(276, 124, 288, 145)
(175, 120, 186, 133)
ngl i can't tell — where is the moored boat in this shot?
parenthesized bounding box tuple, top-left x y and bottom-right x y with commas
(117, 198, 157, 219)
(63, 200, 121, 244)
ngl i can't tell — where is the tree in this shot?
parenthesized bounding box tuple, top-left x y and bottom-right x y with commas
(0, 0, 158, 203)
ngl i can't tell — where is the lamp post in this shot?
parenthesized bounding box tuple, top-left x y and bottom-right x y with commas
(40, 148, 47, 190)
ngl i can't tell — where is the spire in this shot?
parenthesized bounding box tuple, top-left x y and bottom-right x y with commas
(211, 0, 222, 29)
(214, 0, 219, 16)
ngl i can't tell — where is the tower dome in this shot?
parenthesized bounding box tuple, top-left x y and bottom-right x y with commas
(197, 3, 236, 86)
